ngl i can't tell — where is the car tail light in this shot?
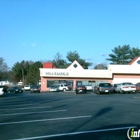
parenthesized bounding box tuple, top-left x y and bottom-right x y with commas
(131, 86, 136, 88)
(123, 86, 128, 88)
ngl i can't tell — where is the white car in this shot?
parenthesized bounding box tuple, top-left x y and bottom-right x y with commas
(113, 83, 121, 93)
(0, 87, 4, 96)
(118, 82, 136, 93)
(0, 86, 7, 96)
(49, 86, 59, 92)
(24, 85, 31, 91)
(85, 85, 93, 91)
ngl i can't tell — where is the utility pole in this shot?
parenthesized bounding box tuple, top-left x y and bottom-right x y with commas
(22, 69, 24, 86)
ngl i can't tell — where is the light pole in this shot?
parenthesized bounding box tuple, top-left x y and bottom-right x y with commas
(22, 69, 24, 86)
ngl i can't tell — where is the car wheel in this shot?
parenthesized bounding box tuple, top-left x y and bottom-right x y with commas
(76, 90, 78, 94)
(63, 88, 66, 92)
(120, 89, 124, 94)
(133, 91, 136, 94)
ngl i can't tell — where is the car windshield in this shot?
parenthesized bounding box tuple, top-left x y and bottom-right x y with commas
(122, 83, 133, 85)
(32, 85, 39, 88)
(51, 86, 57, 88)
(114, 84, 120, 87)
(77, 85, 85, 87)
(99, 83, 112, 87)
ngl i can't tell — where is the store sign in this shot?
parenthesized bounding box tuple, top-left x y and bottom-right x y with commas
(45, 72, 69, 76)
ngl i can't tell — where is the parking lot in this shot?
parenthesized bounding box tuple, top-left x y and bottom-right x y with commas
(0, 91, 140, 140)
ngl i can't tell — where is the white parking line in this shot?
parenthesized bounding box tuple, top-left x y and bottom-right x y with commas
(0, 110, 67, 116)
(133, 97, 140, 99)
(13, 126, 136, 140)
(0, 104, 35, 107)
(0, 106, 51, 111)
(0, 115, 91, 125)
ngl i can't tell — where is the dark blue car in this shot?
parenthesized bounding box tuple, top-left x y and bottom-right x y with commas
(7, 87, 23, 93)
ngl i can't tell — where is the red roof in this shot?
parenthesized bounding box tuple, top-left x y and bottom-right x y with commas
(129, 57, 139, 65)
(43, 62, 56, 68)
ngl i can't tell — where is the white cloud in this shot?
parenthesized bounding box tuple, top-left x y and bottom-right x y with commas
(22, 43, 26, 46)
(47, 46, 51, 48)
(31, 43, 37, 47)
(42, 45, 51, 48)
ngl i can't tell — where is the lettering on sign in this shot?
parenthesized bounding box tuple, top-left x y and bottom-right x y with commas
(45, 72, 69, 76)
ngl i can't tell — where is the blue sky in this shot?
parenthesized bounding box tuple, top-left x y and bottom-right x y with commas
(0, 0, 140, 69)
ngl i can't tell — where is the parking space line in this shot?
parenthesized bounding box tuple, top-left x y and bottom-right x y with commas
(0, 104, 35, 107)
(0, 115, 91, 125)
(133, 97, 140, 99)
(0, 106, 51, 111)
(13, 126, 136, 140)
(0, 110, 67, 116)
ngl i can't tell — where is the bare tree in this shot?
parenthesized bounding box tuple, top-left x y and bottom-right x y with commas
(0, 57, 9, 79)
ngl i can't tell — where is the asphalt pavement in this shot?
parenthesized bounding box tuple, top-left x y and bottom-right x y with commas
(0, 91, 140, 140)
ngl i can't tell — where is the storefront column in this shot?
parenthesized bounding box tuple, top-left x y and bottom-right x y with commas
(73, 79, 76, 90)
(41, 77, 48, 92)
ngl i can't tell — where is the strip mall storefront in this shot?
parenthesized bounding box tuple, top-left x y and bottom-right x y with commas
(40, 58, 140, 92)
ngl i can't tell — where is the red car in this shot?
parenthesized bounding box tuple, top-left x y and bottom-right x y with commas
(95, 83, 115, 94)
(135, 83, 140, 92)
(30, 85, 41, 93)
(75, 85, 87, 94)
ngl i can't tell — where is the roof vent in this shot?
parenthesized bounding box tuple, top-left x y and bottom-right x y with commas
(73, 63, 78, 68)
(137, 60, 140, 64)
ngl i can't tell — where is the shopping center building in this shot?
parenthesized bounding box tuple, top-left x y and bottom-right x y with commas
(40, 57, 140, 92)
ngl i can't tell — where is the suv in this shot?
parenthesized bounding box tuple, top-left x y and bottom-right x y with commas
(57, 84, 69, 91)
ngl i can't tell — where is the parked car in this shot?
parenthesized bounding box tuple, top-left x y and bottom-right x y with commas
(95, 83, 115, 94)
(85, 85, 93, 91)
(49, 85, 59, 92)
(93, 85, 98, 93)
(75, 85, 87, 94)
(30, 85, 40, 93)
(118, 82, 136, 93)
(24, 85, 31, 91)
(7, 87, 23, 93)
(135, 82, 140, 92)
(0, 85, 8, 96)
(57, 84, 70, 91)
(113, 83, 121, 93)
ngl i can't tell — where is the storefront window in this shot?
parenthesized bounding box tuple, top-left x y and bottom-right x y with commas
(47, 80, 57, 88)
